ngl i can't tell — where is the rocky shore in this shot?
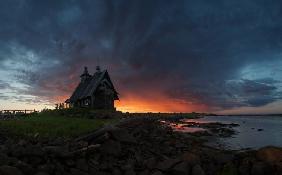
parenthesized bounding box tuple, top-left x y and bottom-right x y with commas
(0, 117, 281, 175)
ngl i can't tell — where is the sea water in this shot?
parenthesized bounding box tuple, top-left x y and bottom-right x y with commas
(186, 116, 282, 150)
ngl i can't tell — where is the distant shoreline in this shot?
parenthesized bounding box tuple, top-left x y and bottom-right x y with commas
(212, 114, 282, 117)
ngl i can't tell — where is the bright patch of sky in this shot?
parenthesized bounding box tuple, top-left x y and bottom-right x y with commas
(218, 59, 282, 114)
(0, 43, 59, 110)
(239, 59, 282, 89)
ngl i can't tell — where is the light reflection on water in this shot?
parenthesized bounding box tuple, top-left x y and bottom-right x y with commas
(160, 120, 207, 133)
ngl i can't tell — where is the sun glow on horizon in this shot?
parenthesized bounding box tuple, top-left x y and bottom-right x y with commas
(114, 94, 208, 113)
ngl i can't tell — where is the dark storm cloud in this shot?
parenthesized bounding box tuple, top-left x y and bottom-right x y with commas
(1, 0, 282, 110)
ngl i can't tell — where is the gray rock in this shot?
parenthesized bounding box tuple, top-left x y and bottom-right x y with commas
(69, 168, 88, 175)
(100, 140, 121, 156)
(29, 156, 44, 166)
(37, 164, 55, 174)
(181, 152, 200, 166)
(238, 159, 251, 175)
(125, 168, 136, 175)
(257, 146, 282, 163)
(251, 162, 267, 175)
(157, 158, 181, 171)
(42, 146, 67, 157)
(0, 165, 23, 175)
(221, 163, 237, 175)
(65, 159, 75, 167)
(112, 168, 122, 175)
(17, 140, 27, 146)
(35, 172, 50, 175)
(276, 162, 282, 173)
(152, 171, 164, 175)
(4, 157, 19, 166)
(216, 153, 234, 165)
(192, 164, 205, 175)
(144, 157, 156, 169)
(0, 153, 8, 165)
(110, 128, 136, 143)
(122, 160, 135, 173)
(138, 170, 150, 175)
(76, 159, 88, 171)
(171, 161, 190, 175)
(33, 145, 45, 156)
(14, 161, 35, 175)
(10, 147, 25, 157)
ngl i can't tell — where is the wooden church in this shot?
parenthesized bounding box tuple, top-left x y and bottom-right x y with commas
(65, 66, 119, 110)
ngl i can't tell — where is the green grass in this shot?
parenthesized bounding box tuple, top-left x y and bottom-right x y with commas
(0, 112, 119, 139)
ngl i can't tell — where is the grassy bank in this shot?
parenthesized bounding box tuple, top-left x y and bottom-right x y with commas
(0, 109, 201, 139)
(0, 112, 118, 139)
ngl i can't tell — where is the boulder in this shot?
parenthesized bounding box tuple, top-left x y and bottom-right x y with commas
(257, 146, 282, 163)
(151, 171, 164, 175)
(109, 128, 136, 144)
(238, 160, 251, 175)
(276, 162, 282, 174)
(138, 170, 150, 175)
(0, 165, 23, 175)
(0, 153, 8, 165)
(76, 158, 88, 172)
(14, 161, 35, 175)
(171, 161, 190, 175)
(111, 168, 122, 175)
(221, 163, 237, 175)
(28, 156, 44, 166)
(17, 140, 27, 147)
(192, 164, 205, 175)
(122, 160, 135, 174)
(37, 164, 55, 174)
(251, 162, 269, 175)
(69, 168, 88, 175)
(124, 168, 136, 175)
(31, 145, 45, 156)
(100, 140, 122, 156)
(34, 172, 50, 175)
(156, 158, 181, 171)
(42, 146, 67, 157)
(181, 152, 200, 166)
(216, 153, 234, 165)
(144, 157, 157, 169)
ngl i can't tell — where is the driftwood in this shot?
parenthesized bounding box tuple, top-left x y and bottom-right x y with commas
(75, 117, 157, 145)
(75, 125, 119, 142)
(64, 144, 101, 157)
(74, 117, 139, 142)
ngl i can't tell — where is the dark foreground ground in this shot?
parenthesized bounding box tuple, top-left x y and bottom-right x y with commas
(0, 117, 281, 175)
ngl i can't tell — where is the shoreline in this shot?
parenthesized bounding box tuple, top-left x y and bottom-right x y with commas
(0, 116, 281, 175)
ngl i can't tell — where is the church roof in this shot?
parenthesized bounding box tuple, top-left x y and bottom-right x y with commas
(68, 69, 118, 103)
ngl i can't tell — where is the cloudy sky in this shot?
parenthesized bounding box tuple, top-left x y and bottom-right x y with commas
(0, 0, 282, 114)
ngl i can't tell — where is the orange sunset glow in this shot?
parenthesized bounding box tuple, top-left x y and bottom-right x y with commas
(114, 94, 208, 113)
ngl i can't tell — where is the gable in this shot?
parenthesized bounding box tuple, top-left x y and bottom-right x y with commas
(69, 69, 118, 102)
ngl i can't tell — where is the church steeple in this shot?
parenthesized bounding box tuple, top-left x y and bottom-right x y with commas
(80, 66, 91, 82)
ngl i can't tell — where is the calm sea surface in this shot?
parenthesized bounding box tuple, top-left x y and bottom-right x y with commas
(185, 116, 282, 150)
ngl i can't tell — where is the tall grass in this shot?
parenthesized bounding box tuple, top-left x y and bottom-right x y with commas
(0, 112, 118, 138)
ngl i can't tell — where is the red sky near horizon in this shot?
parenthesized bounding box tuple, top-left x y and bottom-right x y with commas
(52, 85, 208, 113)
